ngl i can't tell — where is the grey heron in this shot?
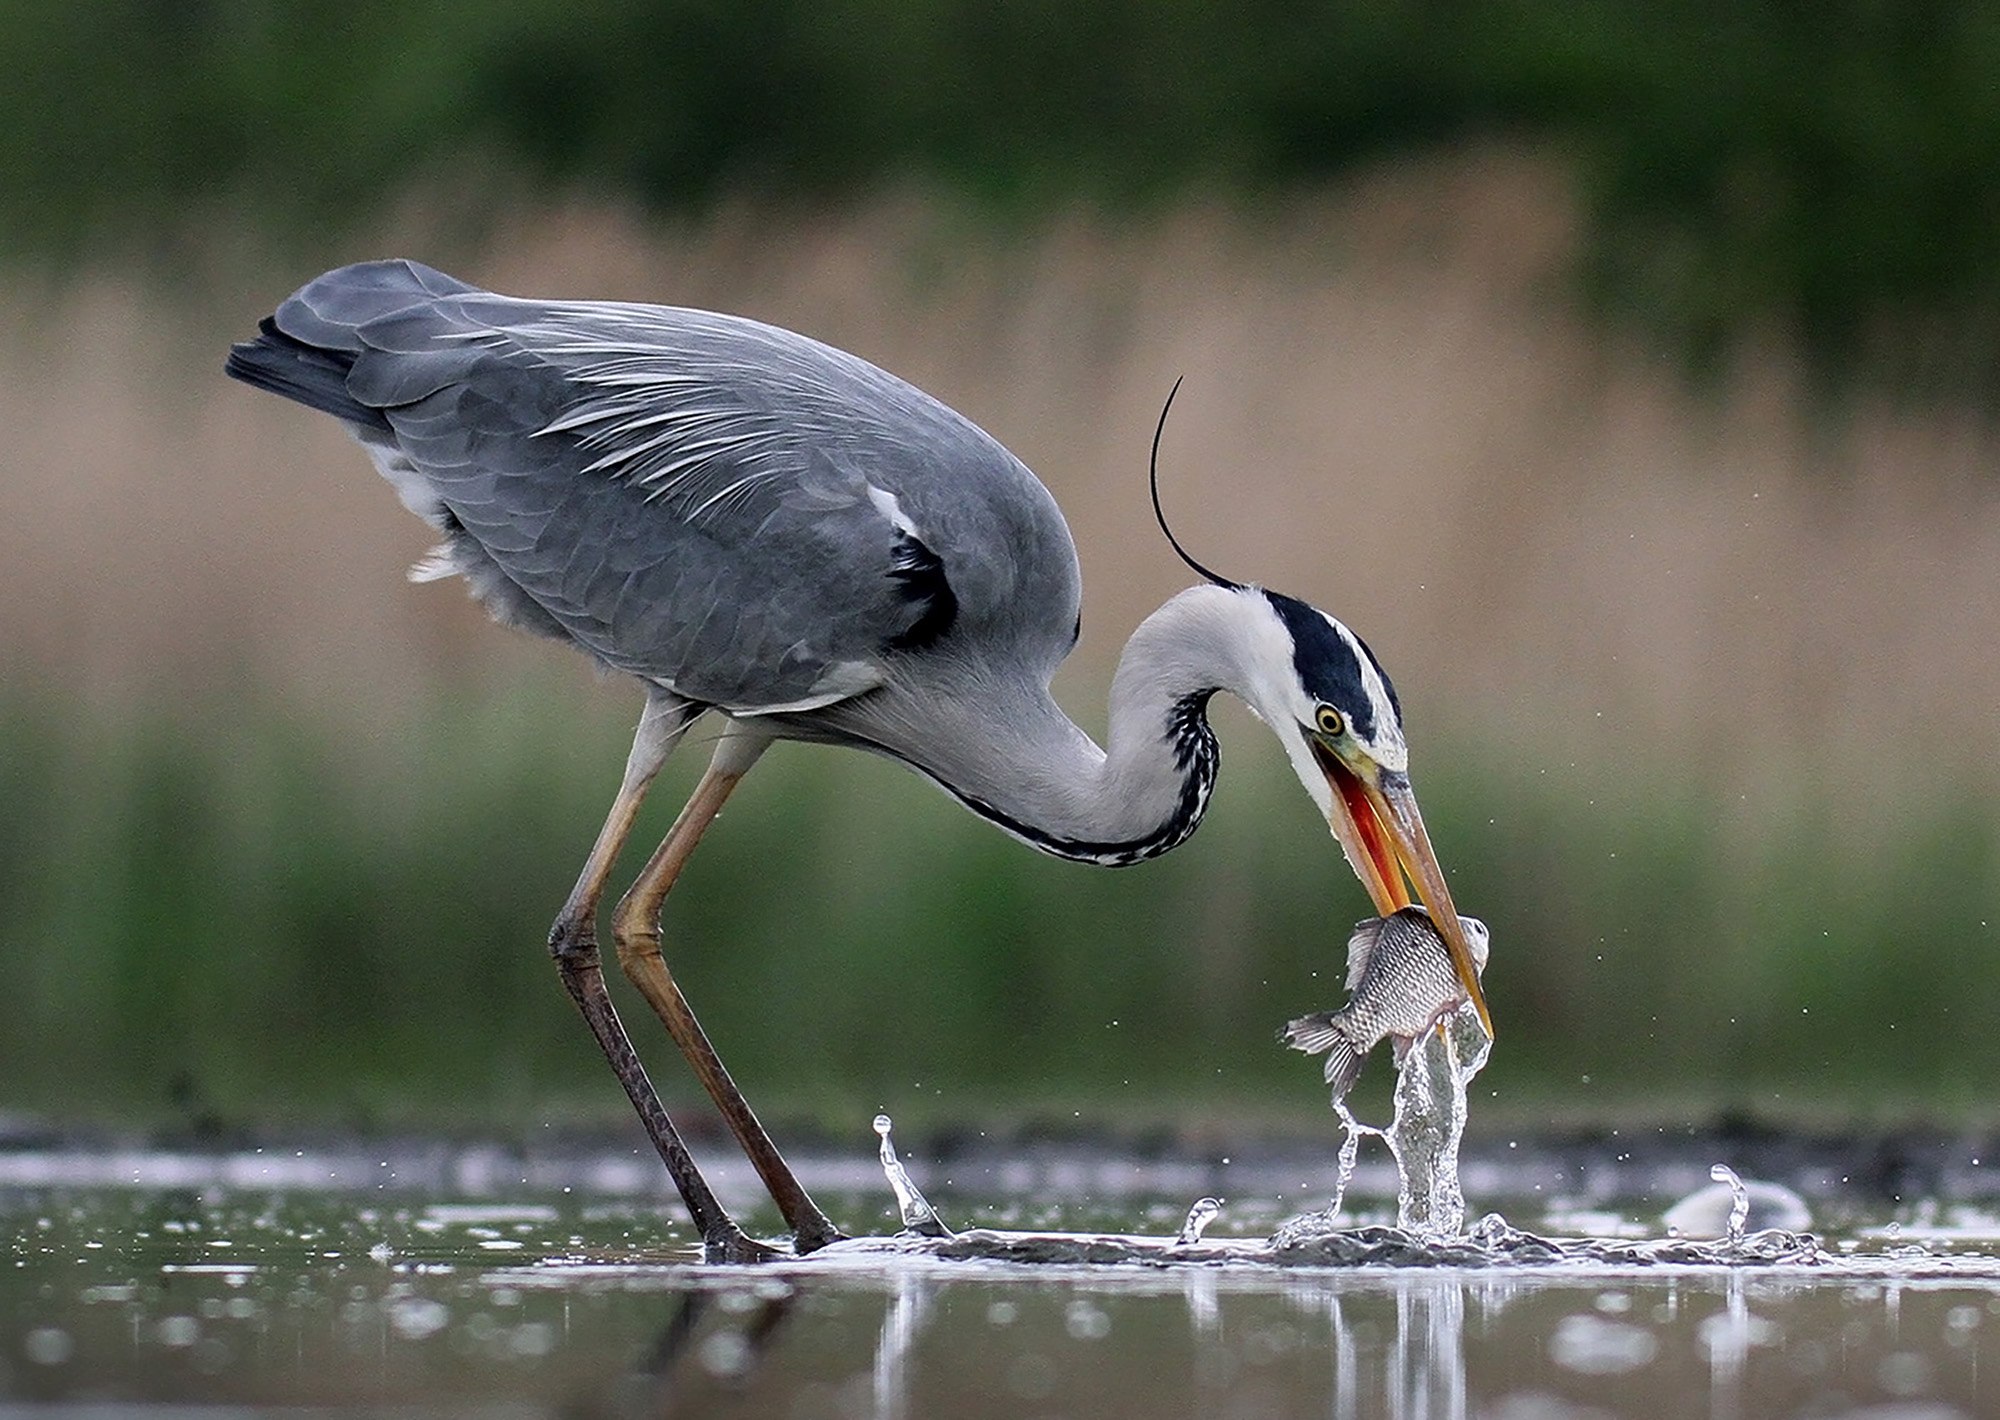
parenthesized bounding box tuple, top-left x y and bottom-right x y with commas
(226, 259, 1489, 1261)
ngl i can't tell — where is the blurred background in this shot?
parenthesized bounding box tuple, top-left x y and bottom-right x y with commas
(3, 1, 1997, 1140)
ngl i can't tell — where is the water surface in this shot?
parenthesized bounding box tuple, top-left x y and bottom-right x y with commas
(6, 1137, 2000, 1417)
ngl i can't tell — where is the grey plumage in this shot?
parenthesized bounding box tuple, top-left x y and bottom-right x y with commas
(228, 259, 1076, 716)
(1282, 906, 1492, 1099)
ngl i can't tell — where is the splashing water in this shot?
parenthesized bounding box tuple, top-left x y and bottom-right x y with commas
(1311, 1001, 1493, 1240)
(1710, 1163, 1750, 1248)
(1383, 1003, 1492, 1237)
(872, 1115, 952, 1237)
(1329, 1099, 1382, 1221)
(1175, 1198, 1222, 1245)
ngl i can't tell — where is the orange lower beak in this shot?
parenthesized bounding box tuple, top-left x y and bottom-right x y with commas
(1317, 745, 1494, 1039)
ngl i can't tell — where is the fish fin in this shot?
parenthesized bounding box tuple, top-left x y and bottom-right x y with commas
(1282, 1013, 1365, 1098)
(1343, 917, 1390, 992)
(1323, 1040, 1364, 1098)
(1280, 1012, 1342, 1056)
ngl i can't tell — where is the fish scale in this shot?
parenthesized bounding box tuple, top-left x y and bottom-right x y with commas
(1282, 905, 1491, 1100)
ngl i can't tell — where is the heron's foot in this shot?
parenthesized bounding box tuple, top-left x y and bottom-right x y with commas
(792, 1218, 849, 1255)
(702, 1224, 786, 1265)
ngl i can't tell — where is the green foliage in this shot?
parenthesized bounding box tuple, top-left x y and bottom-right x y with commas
(3, 689, 1994, 1129)
(7, 1, 1999, 390)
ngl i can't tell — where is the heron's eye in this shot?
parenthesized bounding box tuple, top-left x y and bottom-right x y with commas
(1315, 706, 1345, 738)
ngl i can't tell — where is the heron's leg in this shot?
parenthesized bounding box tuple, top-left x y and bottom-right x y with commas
(612, 727, 847, 1253)
(547, 693, 774, 1263)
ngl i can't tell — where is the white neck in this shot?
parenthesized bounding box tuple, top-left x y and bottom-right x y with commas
(835, 584, 1289, 865)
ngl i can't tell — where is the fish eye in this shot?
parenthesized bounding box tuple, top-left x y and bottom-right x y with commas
(1315, 706, 1344, 738)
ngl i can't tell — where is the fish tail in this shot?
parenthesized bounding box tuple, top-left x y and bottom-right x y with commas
(1281, 1012, 1342, 1056)
(1322, 1040, 1364, 1099)
(1282, 1014, 1366, 1099)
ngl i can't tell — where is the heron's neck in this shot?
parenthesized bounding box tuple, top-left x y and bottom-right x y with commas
(902, 584, 1270, 866)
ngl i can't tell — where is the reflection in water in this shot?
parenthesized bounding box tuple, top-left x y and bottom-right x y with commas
(1696, 1271, 1786, 1420)
(768, 1261, 1878, 1420)
(1707, 1272, 1748, 1420)
(1330, 1293, 1358, 1420)
(1402, 1279, 1466, 1420)
(638, 1284, 796, 1411)
(6, 1183, 1997, 1417)
(873, 1270, 929, 1420)
(1181, 1268, 1220, 1337)
(1292, 1273, 1508, 1420)
(795, 1257, 1519, 1420)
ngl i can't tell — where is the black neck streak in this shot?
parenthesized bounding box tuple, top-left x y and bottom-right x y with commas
(951, 690, 1218, 868)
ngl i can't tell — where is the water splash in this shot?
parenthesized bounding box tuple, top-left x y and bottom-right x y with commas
(1662, 1172, 1811, 1240)
(1281, 1001, 1493, 1243)
(873, 1115, 951, 1238)
(1709, 1164, 1749, 1248)
(1383, 1004, 1492, 1238)
(1175, 1198, 1222, 1245)
(1330, 1100, 1383, 1220)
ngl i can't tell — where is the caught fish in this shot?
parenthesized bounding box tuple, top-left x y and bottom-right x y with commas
(1281, 905, 1491, 1099)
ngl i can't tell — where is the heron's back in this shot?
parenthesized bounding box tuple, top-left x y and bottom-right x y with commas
(228, 261, 1083, 714)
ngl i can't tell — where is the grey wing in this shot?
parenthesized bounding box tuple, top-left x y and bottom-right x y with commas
(235, 260, 1082, 712)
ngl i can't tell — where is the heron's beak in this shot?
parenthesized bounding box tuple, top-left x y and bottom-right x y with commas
(1312, 740, 1495, 1039)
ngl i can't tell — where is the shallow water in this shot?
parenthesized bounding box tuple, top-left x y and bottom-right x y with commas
(7, 1139, 2000, 1418)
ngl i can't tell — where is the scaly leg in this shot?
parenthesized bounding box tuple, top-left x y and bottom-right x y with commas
(613, 725, 846, 1253)
(546, 693, 775, 1263)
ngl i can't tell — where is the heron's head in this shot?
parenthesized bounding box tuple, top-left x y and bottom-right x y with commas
(1236, 586, 1494, 1038)
(1145, 380, 1490, 1036)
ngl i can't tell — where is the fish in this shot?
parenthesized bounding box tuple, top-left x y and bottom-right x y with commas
(1281, 905, 1491, 1099)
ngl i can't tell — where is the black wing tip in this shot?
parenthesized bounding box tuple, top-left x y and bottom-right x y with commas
(223, 319, 388, 431)
(1149, 377, 1242, 591)
(227, 259, 476, 427)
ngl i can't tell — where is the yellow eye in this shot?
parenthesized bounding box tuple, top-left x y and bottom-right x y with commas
(1316, 706, 1344, 737)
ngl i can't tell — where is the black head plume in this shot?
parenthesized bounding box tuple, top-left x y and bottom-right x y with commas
(1149, 377, 1241, 590)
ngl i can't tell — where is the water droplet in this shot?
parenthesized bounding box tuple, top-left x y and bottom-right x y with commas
(1175, 1198, 1222, 1245)
(872, 1113, 950, 1237)
(1709, 1164, 1749, 1246)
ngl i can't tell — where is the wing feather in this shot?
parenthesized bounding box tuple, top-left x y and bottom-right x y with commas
(241, 261, 1083, 712)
